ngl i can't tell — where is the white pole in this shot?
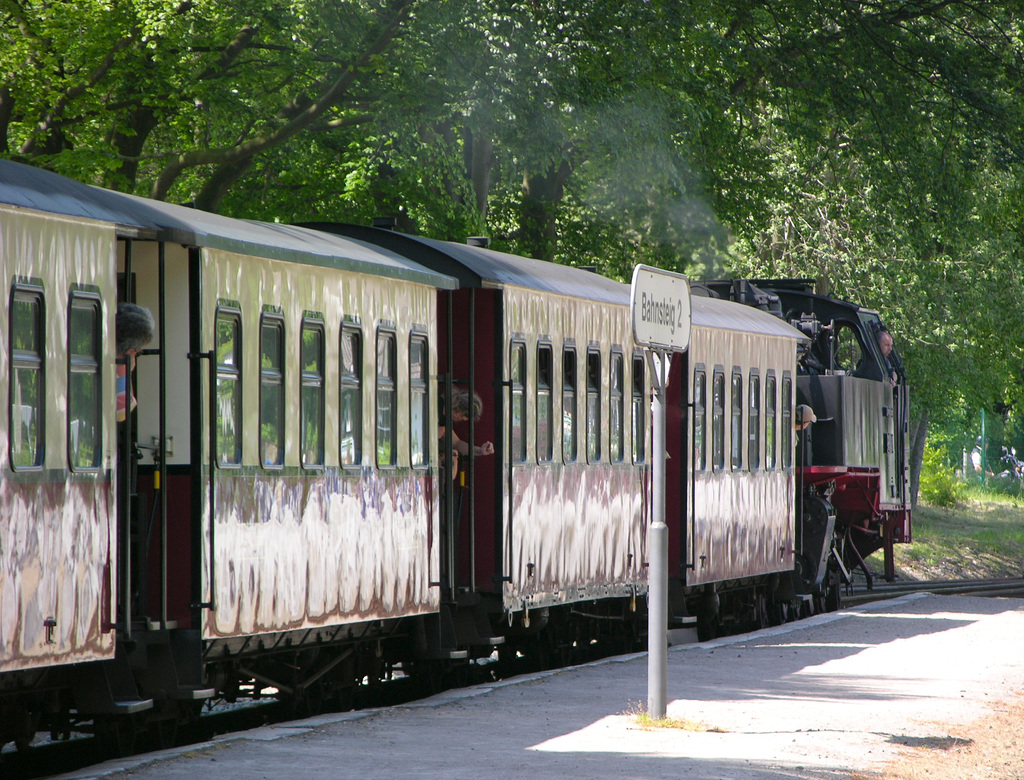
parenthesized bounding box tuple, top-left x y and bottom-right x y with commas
(647, 349, 668, 718)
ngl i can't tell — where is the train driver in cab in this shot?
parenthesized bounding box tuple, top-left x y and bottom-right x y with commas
(854, 328, 897, 386)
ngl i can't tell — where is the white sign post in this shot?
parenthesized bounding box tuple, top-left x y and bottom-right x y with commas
(630, 264, 691, 720)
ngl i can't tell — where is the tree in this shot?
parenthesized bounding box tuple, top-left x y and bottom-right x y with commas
(716, 0, 1024, 498)
(4, 0, 1024, 474)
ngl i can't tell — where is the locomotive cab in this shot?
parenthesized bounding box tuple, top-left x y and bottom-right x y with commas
(710, 280, 912, 592)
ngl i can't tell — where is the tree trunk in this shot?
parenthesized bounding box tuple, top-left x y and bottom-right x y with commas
(465, 130, 494, 218)
(108, 105, 159, 190)
(520, 157, 572, 261)
(908, 409, 929, 509)
(194, 158, 254, 212)
(0, 87, 11, 154)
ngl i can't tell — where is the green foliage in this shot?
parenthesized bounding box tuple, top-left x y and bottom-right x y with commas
(919, 445, 968, 508)
(3, 0, 1024, 431)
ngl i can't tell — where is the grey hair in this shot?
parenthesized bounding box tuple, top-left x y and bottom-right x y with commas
(116, 303, 155, 356)
(453, 389, 484, 422)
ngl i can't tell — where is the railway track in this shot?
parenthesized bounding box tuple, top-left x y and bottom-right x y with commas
(843, 576, 1024, 606)
(0, 676, 425, 779)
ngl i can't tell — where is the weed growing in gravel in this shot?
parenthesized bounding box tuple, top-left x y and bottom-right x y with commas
(623, 700, 725, 732)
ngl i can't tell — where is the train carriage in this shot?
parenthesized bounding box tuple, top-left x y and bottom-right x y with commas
(303, 225, 651, 651)
(678, 295, 802, 586)
(1, 203, 120, 680)
(658, 290, 808, 635)
(130, 240, 450, 643)
(0, 161, 458, 745)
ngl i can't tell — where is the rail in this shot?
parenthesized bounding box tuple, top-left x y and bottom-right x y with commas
(843, 576, 1024, 606)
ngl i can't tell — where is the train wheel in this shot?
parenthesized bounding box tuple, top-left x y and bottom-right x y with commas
(294, 682, 327, 718)
(825, 579, 842, 612)
(773, 601, 792, 625)
(755, 594, 770, 630)
(152, 716, 178, 750)
(406, 660, 445, 697)
(696, 611, 719, 642)
(9, 707, 39, 752)
(94, 715, 139, 758)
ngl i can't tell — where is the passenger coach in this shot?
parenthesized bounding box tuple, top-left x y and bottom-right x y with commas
(306, 224, 651, 658)
(0, 161, 458, 745)
(665, 290, 805, 636)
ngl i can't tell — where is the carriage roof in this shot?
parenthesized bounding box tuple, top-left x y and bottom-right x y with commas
(300, 224, 629, 305)
(0, 160, 455, 289)
(691, 294, 807, 341)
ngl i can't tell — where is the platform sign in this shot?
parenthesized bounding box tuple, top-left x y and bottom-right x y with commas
(630, 264, 691, 721)
(630, 264, 691, 352)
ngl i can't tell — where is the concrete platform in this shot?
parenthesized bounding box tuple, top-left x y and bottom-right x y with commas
(62, 594, 1024, 780)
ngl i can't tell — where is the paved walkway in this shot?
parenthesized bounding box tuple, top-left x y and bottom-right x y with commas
(63, 594, 1024, 780)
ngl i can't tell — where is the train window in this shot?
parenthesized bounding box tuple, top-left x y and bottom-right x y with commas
(300, 319, 325, 469)
(376, 329, 397, 467)
(410, 334, 429, 468)
(586, 349, 601, 463)
(693, 367, 706, 471)
(711, 368, 725, 471)
(748, 370, 760, 471)
(510, 341, 527, 463)
(833, 323, 864, 374)
(632, 355, 645, 463)
(730, 368, 743, 471)
(562, 346, 577, 463)
(781, 372, 793, 468)
(340, 325, 362, 468)
(537, 344, 553, 463)
(10, 287, 45, 469)
(215, 309, 242, 467)
(68, 294, 102, 471)
(765, 372, 777, 470)
(260, 315, 285, 468)
(610, 351, 624, 463)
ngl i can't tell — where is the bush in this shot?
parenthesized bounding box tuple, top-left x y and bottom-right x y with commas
(919, 445, 968, 507)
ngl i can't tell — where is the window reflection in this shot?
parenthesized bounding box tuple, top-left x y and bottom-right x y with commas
(215, 311, 242, 466)
(69, 295, 101, 470)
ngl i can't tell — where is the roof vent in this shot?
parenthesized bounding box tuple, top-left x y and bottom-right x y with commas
(372, 216, 398, 230)
(466, 236, 490, 248)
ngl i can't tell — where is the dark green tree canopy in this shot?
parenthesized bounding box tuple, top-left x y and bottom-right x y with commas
(2, 0, 1022, 432)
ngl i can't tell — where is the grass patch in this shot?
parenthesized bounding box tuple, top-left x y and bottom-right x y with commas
(634, 713, 720, 731)
(868, 490, 1024, 580)
(624, 701, 725, 732)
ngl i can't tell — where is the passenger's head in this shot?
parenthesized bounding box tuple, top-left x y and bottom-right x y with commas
(795, 404, 816, 431)
(116, 303, 155, 357)
(452, 389, 483, 423)
(877, 330, 893, 357)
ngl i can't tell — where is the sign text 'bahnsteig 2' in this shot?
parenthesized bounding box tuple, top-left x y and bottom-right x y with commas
(640, 291, 684, 336)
